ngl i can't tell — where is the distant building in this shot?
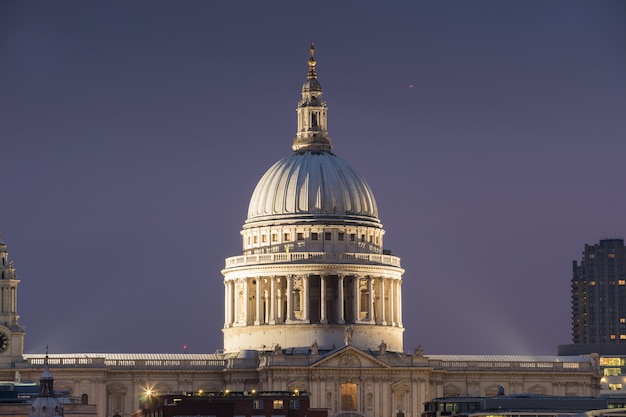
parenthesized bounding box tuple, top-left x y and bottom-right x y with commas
(0, 354, 96, 417)
(571, 239, 626, 344)
(561, 238, 626, 399)
(140, 391, 326, 417)
(422, 395, 611, 417)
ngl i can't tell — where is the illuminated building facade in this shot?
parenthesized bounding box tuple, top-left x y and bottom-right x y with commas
(0, 46, 601, 417)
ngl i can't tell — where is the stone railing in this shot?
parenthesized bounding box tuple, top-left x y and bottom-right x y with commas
(429, 359, 591, 372)
(22, 356, 227, 370)
(225, 252, 402, 268)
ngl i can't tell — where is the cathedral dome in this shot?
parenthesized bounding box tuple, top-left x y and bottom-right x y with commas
(246, 150, 379, 226)
(245, 43, 380, 229)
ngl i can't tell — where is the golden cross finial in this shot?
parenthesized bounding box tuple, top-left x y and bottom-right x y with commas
(307, 42, 317, 79)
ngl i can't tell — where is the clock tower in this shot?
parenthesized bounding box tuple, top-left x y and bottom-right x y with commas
(0, 231, 25, 365)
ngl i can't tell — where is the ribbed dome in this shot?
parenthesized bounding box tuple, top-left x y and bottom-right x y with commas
(302, 78, 322, 92)
(246, 150, 379, 226)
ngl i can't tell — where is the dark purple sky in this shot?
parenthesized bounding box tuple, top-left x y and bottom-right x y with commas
(1, 2, 625, 356)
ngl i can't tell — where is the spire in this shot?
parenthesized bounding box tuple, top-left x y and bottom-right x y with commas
(292, 43, 331, 152)
(39, 346, 55, 397)
(307, 43, 317, 79)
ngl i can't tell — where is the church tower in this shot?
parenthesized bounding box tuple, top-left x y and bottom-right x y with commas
(0, 231, 25, 365)
(222, 45, 405, 354)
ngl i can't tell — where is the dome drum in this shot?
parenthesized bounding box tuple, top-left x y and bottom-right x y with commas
(223, 323, 403, 354)
(241, 224, 385, 256)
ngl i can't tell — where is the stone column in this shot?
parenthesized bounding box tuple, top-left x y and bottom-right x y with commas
(254, 276, 261, 325)
(381, 277, 387, 325)
(367, 276, 374, 322)
(269, 275, 276, 324)
(303, 274, 310, 322)
(338, 274, 345, 324)
(320, 274, 327, 324)
(286, 275, 293, 323)
(390, 279, 396, 326)
(397, 279, 403, 327)
(224, 280, 230, 328)
(353, 275, 360, 323)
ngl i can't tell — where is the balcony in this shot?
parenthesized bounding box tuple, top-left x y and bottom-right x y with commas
(224, 252, 401, 269)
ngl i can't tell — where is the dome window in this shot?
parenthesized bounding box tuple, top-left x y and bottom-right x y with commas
(324, 232, 331, 241)
(284, 233, 290, 241)
(297, 233, 304, 241)
(338, 233, 345, 241)
(311, 233, 318, 241)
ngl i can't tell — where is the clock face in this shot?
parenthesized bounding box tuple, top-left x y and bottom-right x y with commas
(0, 332, 9, 353)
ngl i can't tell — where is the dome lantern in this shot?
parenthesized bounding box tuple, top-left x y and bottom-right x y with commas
(293, 43, 331, 152)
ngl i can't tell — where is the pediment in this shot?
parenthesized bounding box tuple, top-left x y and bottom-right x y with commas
(287, 379, 309, 391)
(311, 346, 390, 369)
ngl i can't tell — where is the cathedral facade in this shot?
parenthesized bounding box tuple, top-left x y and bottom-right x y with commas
(0, 46, 600, 417)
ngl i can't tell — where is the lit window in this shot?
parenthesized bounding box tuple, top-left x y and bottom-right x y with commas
(621, 335, 626, 340)
(311, 233, 318, 240)
(325, 232, 331, 240)
(273, 400, 284, 409)
(611, 334, 616, 340)
(600, 357, 621, 366)
(620, 280, 625, 286)
(610, 384, 623, 391)
(272, 234, 277, 242)
(589, 254, 596, 259)
(338, 233, 345, 241)
(254, 236, 258, 244)
(253, 400, 263, 409)
(590, 281, 596, 286)
(609, 253, 616, 259)
(621, 318, 626, 323)
(262, 235, 267, 243)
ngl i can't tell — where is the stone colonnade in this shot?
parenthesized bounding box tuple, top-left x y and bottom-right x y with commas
(224, 273, 402, 328)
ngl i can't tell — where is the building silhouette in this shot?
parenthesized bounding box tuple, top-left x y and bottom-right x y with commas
(572, 239, 626, 344)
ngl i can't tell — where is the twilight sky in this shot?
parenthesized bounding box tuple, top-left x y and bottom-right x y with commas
(1, 1, 625, 356)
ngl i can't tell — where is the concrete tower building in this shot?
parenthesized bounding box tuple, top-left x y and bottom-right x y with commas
(222, 44, 405, 354)
(572, 239, 626, 344)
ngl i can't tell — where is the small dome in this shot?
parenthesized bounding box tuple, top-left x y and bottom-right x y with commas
(246, 150, 379, 227)
(302, 78, 322, 92)
(30, 397, 63, 417)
